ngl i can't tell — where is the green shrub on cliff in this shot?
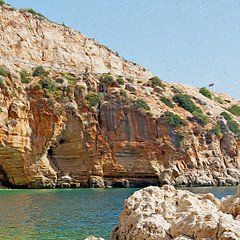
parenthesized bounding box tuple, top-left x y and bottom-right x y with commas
(116, 77, 124, 85)
(0, 1, 5, 6)
(192, 111, 208, 126)
(132, 99, 150, 111)
(148, 76, 165, 89)
(228, 120, 240, 136)
(227, 104, 240, 117)
(0, 67, 8, 77)
(214, 96, 224, 104)
(54, 90, 64, 101)
(161, 111, 183, 127)
(199, 87, 212, 99)
(39, 78, 56, 92)
(101, 73, 115, 85)
(21, 8, 45, 18)
(0, 77, 3, 85)
(160, 97, 174, 108)
(33, 66, 49, 78)
(84, 92, 103, 107)
(172, 94, 208, 126)
(221, 111, 232, 121)
(172, 94, 201, 113)
(171, 86, 183, 93)
(210, 124, 223, 139)
(220, 111, 240, 136)
(20, 69, 31, 84)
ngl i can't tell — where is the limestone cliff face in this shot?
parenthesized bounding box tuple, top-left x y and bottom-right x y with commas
(0, 5, 151, 78)
(0, 4, 240, 188)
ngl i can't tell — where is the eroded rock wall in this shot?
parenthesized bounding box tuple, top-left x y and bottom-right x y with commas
(0, 4, 240, 188)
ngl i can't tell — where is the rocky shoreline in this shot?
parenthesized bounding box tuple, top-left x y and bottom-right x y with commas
(86, 185, 240, 240)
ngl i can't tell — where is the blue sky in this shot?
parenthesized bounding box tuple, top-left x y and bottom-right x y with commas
(6, 0, 240, 100)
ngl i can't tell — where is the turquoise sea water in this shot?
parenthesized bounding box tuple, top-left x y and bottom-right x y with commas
(0, 186, 237, 240)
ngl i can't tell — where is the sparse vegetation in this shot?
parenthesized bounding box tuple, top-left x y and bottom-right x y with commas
(54, 90, 64, 101)
(6, 79, 11, 86)
(160, 97, 174, 108)
(0, 1, 5, 6)
(17, 86, 23, 93)
(221, 112, 232, 121)
(39, 78, 57, 92)
(221, 111, 240, 136)
(60, 73, 76, 84)
(210, 124, 223, 139)
(172, 94, 201, 113)
(132, 99, 150, 111)
(100, 44, 115, 54)
(172, 94, 208, 126)
(21, 8, 45, 18)
(120, 89, 127, 97)
(214, 96, 224, 104)
(199, 87, 212, 99)
(149, 76, 165, 89)
(116, 77, 124, 85)
(20, 69, 31, 84)
(0, 67, 8, 77)
(33, 66, 49, 78)
(192, 111, 209, 126)
(227, 120, 240, 136)
(171, 86, 183, 93)
(227, 104, 240, 117)
(25, 24, 33, 31)
(126, 78, 134, 83)
(84, 92, 103, 107)
(0, 77, 3, 85)
(32, 82, 41, 89)
(101, 73, 115, 85)
(161, 111, 183, 127)
(83, 67, 89, 80)
(137, 80, 143, 83)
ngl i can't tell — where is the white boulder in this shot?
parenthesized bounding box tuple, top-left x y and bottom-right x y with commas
(111, 185, 240, 240)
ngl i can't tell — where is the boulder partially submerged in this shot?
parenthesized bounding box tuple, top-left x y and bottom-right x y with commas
(111, 185, 240, 240)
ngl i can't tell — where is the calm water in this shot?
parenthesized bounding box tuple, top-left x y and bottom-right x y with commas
(0, 186, 237, 240)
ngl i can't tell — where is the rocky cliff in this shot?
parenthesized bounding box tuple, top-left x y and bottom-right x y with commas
(0, 4, 240, 188)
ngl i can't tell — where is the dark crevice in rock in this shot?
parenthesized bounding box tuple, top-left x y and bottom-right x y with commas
(124, 112, 130, 142)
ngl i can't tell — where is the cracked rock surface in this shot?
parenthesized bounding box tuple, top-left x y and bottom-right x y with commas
(111, 185, 240, 240)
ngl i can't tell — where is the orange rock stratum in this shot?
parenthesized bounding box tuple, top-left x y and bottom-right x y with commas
(0, 4, 240, 188)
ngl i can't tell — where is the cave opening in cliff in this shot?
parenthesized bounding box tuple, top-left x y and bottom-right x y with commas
(59, 139, 65, 144)
(48, 146, 53, 159)
(0, 165, 12, 188)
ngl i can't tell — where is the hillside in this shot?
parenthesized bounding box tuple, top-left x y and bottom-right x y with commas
(0, 3, 240, 188)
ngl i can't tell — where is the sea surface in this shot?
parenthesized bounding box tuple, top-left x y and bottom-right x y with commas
(0, 186, 237, 240)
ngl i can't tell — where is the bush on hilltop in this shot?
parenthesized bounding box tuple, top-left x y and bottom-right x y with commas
(199, 87, 212, 99)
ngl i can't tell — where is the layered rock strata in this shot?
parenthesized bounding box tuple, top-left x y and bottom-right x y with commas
(0, 4, 240, 188)
(111, 185, 240, 240)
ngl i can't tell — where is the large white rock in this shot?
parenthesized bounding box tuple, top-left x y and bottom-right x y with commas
(111, 185, 240, 240)
(84, 236, 104, 240)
